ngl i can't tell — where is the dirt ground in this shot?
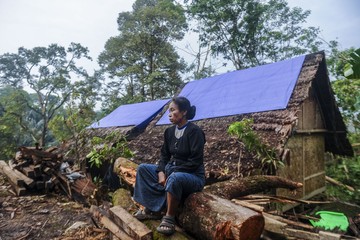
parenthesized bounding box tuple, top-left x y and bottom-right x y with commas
(0, 174, 107, 240)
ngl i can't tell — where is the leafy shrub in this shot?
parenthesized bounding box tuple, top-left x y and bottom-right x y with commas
(86, 132, 134, 168)
(325, 155, 360, 205)
(228, 119, 284, 175)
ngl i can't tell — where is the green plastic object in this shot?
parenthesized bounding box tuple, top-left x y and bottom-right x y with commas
(309, 211, 349, 231)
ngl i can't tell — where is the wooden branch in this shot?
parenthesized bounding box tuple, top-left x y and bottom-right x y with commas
(231, 199, 264, 212)
(239, 194, 332, 205)
(109, 206, 152, 240)
(205, 175, 303, 199)
(325, 175, 355, 192)
(90, 205, 133, 240)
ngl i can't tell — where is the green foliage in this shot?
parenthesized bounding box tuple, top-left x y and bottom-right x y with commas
(228, 119, 284, 174)
(332, 78, 360, 132)
(86, 132, 134, 168)
(330, 48, 360, 144)
(98, 0, 187, 108)
(0, 43, 93, 147)
(325, 156, 360, 205)
(343, 48, 360, 79)
(0, 86, 55, 158)
(186, 0, 324, 70)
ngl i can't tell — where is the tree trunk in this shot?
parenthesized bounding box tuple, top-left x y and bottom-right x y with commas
(179, 192, 264, 240)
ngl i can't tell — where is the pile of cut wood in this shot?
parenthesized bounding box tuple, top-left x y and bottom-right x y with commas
(0, 146, 96, 202)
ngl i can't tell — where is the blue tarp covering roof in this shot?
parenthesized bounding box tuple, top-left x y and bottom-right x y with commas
(157, 55, 305, 125)
(90, 99, 170, 129)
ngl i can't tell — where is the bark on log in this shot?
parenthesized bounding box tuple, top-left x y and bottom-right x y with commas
(204, 175, 303, 199)
(179, 192, 264, 240)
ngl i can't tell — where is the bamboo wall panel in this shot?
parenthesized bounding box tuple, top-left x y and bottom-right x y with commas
(304, 135, 325, 177)
(305, 172, 326, 196)
(277, 135, 304, 199)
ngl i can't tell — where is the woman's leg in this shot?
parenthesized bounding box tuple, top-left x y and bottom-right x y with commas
(158, 172, 204, 234)
(133, 163, 166, 212)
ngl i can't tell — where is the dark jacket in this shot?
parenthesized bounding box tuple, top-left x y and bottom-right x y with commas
(156, 122, 205, 174)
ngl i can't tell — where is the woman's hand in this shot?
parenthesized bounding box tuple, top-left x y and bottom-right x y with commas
(158, 171, 166, 186)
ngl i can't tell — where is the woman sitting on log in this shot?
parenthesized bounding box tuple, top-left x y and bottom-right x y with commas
(133, 96, 206, 236)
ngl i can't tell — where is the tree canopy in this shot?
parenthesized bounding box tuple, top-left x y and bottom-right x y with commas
(0, 43, 95, 147)
(330, 48, 360, 143)
(185, 0, 323, 70)
(98, 0, 188, 110)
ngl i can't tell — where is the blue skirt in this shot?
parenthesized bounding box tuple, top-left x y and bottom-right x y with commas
(133, 163, 205, 212)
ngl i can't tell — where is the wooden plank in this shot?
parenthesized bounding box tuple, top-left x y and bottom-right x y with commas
(90, 205, 133, 240)
(33, 164, 42, 177)
(319, 231, 341, 240)
(284, 228, 318, 240)
(0, 160, 25, 187)
(109, 205, 152, 240)
(12, 168, 35, 188)
(22, 166, 35, 178)
(262, 212, 287, 235)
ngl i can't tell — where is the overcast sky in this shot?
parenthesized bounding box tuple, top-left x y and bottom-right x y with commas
(0, 0, 359, 75)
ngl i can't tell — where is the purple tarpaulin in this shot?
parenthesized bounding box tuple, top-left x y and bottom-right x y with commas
(90, 99, 170, 128)
(157, 55, 305, 125)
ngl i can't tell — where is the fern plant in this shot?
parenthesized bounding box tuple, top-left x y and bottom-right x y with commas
(228, 119, 284, 175)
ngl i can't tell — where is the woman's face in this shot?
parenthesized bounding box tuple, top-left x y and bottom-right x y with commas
(168, 101, 186, 125)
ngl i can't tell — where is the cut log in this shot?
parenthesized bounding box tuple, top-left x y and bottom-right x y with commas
(71, 177, 97, 198)
(90, 205, 133, 240)
(204, 175, 303, 199)
(114, 157, 137, 188)
(179, 192, 264, 240)
(0, 160, 25, 195)
(109, 205, 152, 240)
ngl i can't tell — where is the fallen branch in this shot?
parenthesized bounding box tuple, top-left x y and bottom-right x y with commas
(326, 175, 355, 192)
(204, 175, 303, 199)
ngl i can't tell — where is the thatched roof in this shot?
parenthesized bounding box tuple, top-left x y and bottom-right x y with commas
(126, 52, 353, 177)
